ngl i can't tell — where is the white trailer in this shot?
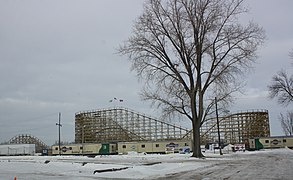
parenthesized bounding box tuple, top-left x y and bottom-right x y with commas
(0, 144, 35, 156)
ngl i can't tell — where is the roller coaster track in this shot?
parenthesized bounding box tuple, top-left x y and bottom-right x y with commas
(8, 134, 48, 153)
(75, 107, 192, 143)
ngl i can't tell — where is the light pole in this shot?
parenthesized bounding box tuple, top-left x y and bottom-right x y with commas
(56, 112, 62, 156)
(215, 97, 223, 155)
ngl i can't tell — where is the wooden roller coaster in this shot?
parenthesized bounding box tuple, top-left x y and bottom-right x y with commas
(75, 107, 270, 146)
(75, 107, 191, 143)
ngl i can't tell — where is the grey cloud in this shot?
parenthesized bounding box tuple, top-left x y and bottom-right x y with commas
(0, 0, 292, 145)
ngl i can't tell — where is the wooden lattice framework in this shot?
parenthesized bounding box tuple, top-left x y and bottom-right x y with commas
(75, 107, 191, 143)
(8, 134, 48, 153)
(200, 109, 270, 145)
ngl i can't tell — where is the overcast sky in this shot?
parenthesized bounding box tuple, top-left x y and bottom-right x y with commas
(0, 0, 292, 145)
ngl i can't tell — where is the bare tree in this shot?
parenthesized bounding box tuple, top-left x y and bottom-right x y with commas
(268, 50, 293, 136)
(119, 0, 265, 158)
(268, 49, 293, 105)
(268, 70, 293, 105)
(290, 49, 293, 59)
(279, 112, 293, 136)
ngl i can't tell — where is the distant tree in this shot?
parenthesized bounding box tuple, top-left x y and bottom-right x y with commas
(119, 0, 265, 158)
(268, 50, 293, 136)
(268, 50, 293, 105)
(279, 112, 293, 136)
(268, 71, 293, 105)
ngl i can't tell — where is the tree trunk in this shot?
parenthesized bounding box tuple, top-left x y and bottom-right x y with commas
(191, 118, 204, 158)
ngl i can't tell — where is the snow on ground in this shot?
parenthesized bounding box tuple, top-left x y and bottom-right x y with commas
(0, 148, 292, 180)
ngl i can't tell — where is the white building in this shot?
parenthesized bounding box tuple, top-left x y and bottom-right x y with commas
(0, 144, 35, 156)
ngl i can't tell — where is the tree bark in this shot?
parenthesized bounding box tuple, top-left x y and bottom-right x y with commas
(191, 118, 204, 157)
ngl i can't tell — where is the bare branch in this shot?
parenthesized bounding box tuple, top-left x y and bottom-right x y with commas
(118, 0, 265, 158)
(279, 112, 293, 136)
(268, 70, 293, 106)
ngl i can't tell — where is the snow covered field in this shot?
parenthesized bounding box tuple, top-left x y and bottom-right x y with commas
(0, 148, 292, 180)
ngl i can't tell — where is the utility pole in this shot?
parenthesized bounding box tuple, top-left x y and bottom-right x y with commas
(215, 97, 223, 155)
(56, 112, 62, 156)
